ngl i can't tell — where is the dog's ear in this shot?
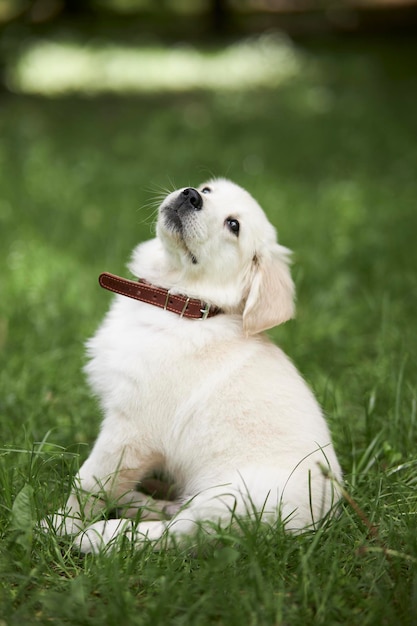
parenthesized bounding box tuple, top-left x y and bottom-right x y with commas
(242, 245, 295, 335)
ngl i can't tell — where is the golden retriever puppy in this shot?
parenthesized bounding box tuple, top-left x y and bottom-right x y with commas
(43, 178, 341, 552)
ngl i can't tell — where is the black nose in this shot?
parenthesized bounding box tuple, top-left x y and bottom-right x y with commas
(181, 188, 202, 210)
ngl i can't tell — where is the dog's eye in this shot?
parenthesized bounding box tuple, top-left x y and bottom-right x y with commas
(226, 218, 240, 236)
(201, 187, 211, 194)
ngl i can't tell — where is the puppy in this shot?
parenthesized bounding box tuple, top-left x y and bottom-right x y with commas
(44, 178, 342, 552)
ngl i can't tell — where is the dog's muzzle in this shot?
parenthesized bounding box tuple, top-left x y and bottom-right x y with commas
(163, 187, 203, 232)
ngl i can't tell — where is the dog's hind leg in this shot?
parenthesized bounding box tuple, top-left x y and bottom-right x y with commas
(115, 490, 181, 521)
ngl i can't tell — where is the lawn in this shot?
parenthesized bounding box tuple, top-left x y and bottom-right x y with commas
(0, 31, 417, 625)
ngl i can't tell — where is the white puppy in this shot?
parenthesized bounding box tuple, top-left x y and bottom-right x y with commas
(44, 178, 342, 552)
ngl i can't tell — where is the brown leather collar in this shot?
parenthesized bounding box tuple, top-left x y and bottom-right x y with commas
(99, 272, 222, 320)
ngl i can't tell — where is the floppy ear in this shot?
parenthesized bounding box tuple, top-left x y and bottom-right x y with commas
(242, 244, 295, 336)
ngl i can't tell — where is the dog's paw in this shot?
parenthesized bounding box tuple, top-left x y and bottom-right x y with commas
(74, 519, 135, 554)
(74, 519, 169, 553)
(162, 501, 182, 518)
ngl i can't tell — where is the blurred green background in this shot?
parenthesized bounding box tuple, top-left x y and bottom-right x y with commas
(1, 2, 417, 624)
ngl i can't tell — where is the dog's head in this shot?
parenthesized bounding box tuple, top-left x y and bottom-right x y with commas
(136, 179, 295, 334)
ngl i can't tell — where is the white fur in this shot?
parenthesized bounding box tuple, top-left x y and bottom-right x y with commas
(43, 178, 342, 553)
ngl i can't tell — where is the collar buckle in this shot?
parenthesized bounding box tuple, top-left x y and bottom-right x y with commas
(199, 303, 211, 320)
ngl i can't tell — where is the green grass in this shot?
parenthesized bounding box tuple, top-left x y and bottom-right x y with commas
(1, 33, 417, 625)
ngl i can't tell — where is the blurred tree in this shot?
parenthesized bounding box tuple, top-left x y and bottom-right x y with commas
(61, 0, 94, 14)
(210, 0, 231, 32)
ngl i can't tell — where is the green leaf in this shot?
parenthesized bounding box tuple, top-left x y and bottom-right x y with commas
(11, 483, 35, 551)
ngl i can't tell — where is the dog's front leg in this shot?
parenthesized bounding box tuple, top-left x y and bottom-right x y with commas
(41, 475, 105, 537)
(42, 438, 152, 536)
(74, 485, 242, 553)
(41, 461, 119, 537)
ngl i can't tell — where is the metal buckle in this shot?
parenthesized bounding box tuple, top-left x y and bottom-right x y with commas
(199, 302, 210, 320)
(180, 297, 190, 318)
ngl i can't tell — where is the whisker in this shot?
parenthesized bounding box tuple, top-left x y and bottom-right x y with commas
(136, 178, 180, 231)
(166, 176, 178, 194)
(198, 166, 217, 182)
(135, 205, 159, 228)
(145, 183, 172, 197)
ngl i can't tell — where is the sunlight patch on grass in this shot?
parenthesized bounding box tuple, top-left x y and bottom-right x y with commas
(9, 34, 303, 95)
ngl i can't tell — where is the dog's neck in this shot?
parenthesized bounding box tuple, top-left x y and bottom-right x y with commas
(99, 272, 222, 320)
